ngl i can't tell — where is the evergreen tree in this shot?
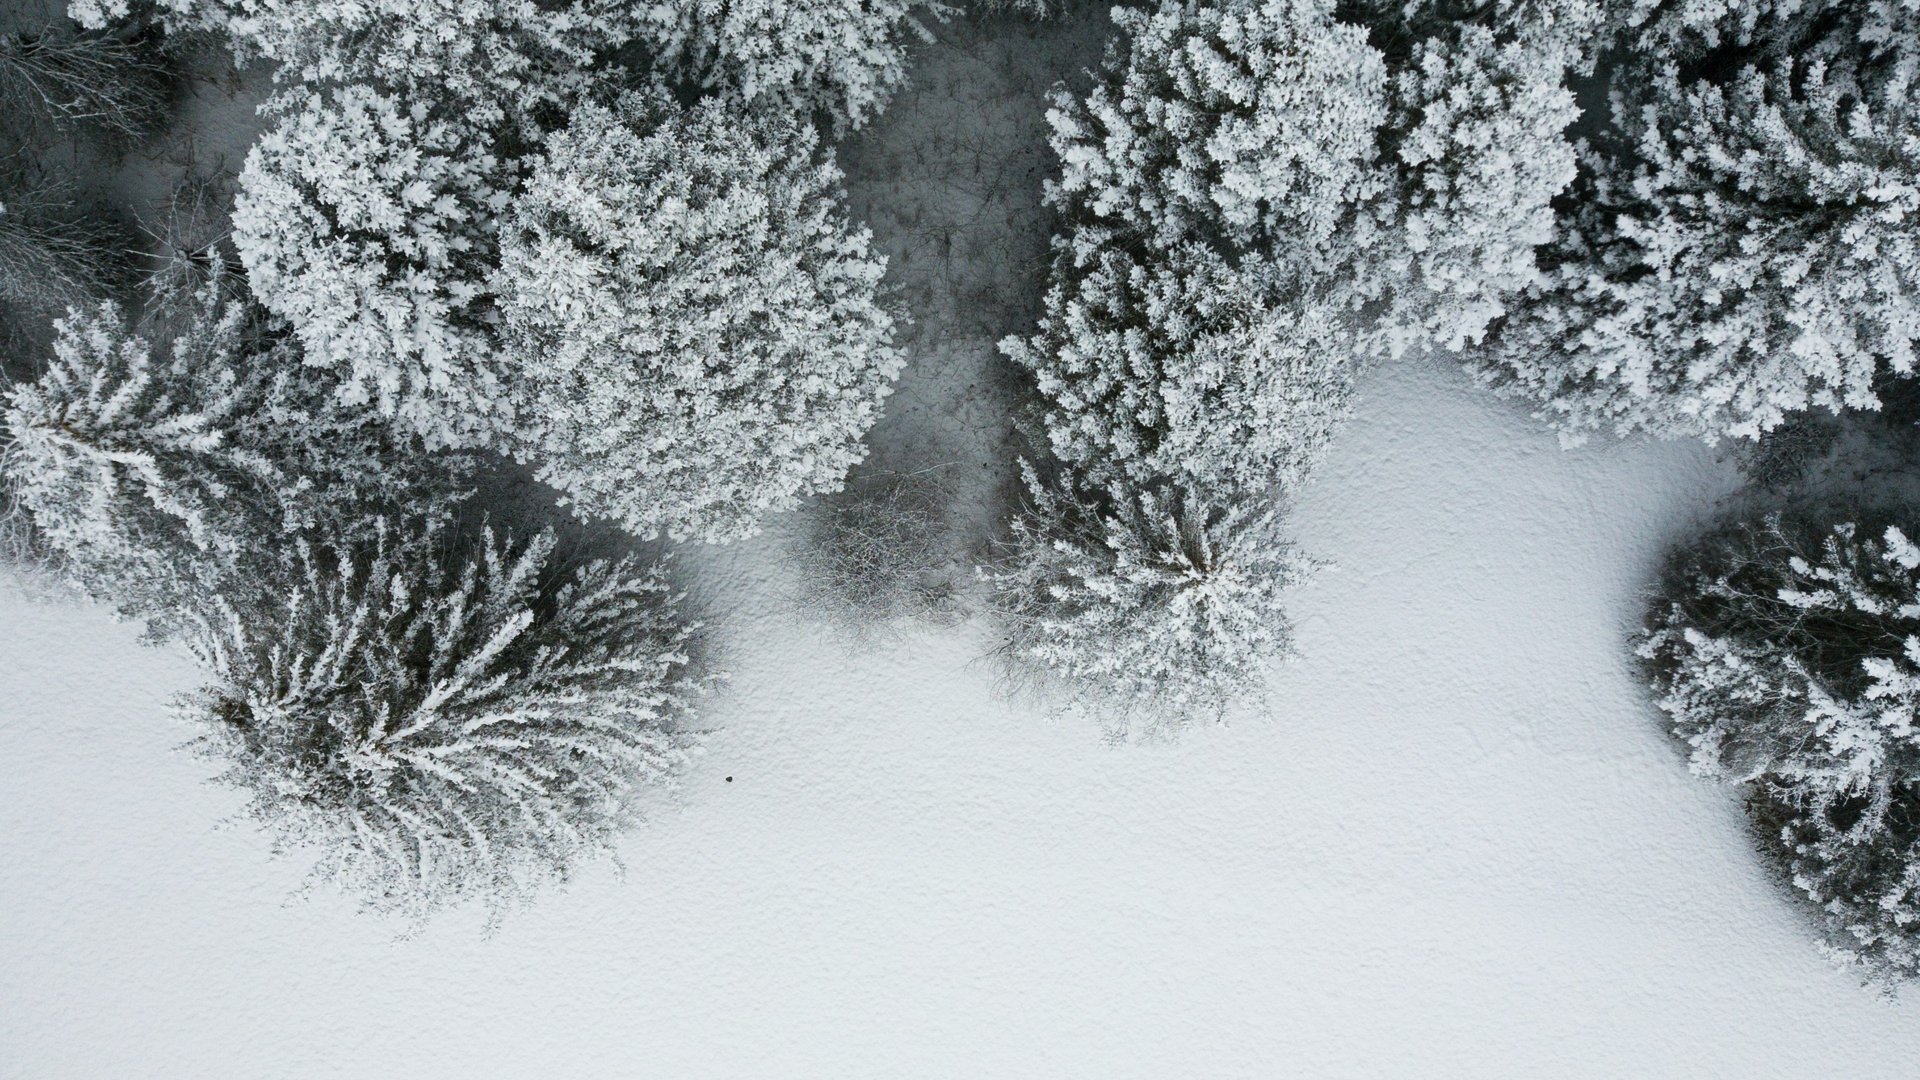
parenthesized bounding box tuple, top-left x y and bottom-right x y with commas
(993, 0, 1582, 724)
(69, 0, 621, 131)
(179, 518, 701, 924)
(0, 286, 462, 634)
(1641, 512, 1920, 982)
(1373, 15, 1579, 353)
(493, 90, 900, 542)
(1044, 0, 1390, 270)
(1482, 0, 1920, 441)
(1002, 241, 1354, 492)
(986, 462, 1306, 736)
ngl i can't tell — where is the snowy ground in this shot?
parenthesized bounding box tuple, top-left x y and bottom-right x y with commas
(7, 11, 1920, 1080)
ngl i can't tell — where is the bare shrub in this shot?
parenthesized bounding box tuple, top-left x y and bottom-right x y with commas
(0, 24, 167, 140)
(792, 467, 962, 634)
(0, 174, 117, 317)
(137, 171, 240, 316)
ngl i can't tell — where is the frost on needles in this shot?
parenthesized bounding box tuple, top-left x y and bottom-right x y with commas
(1, 284, 704, 920)
(181, 520, 701, 925)
(1480, 0, 1920, 442)
(1642, 513, 1920, 984)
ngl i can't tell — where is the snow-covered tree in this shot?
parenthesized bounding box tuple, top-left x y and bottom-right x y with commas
(1042, 0, 1579, 351)
(0, 287, 463, 634)
(1640, 513, 1920, 981)
(233, 85, 512, 447)
(635, 0, 945, 133)
(1482, 0, 1920, 441)
(986, 462, 1306, 736)
(69, 0, 622, 131)
(179, 518, 701, 924)
(492, 91, 900, 542)
(1373, 18, 1578, 354)
(1002, 241, 1355, 492)
(969, 0, 1060, 16)
(1046, 0, 1390, 269)
(1617, 0, 1822, 54)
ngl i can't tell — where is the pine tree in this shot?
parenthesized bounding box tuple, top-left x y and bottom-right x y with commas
(1001, 241, 1355, 493)
(1373, 16, 1579, 354)
(68, 0, 621, 131)
(179, 519, 702, 924)
(0, 285, 463, 634)
(1641, 513, 1920, 982)
(986, 462, 1306, 737)
(493, 90, 901, 542)
(1045, 0, 1391, 270)
(1481, 0, 1920, 441)
(991, 0, 1583, 725)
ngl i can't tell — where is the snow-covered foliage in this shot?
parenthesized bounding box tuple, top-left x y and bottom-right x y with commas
(1046, 0, 1389, 266)
(969, 0, 1060, 16)
(1375, 20, 1578, 353)
(987, 462, 1306, 736)
(987, 0, 1586, 724)
(233, 86, 511, 447)
(1482, 0, 1920, 441)
(1640, 513, 1920, 982)
(493, 92, 900, 542)
(69, 0, 622, 130)
(0, 289, 463, 634)
(178, 519, 701, 924)
(1002, 242, 1354, 491)
(1356, 0, 1608, 62)
(635, 0, 945, 133)
(1619, 0, 1820, 53)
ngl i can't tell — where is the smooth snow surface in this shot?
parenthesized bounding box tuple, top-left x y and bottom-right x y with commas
(8, 356, 1920, 1077)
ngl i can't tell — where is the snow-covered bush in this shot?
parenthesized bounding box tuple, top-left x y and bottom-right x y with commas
(1002, 241, 1354, 491)
(792, 468, 960, 632)
(233, 85, 512, 446)
(1640, 513, 1920, 981)
(0, 288, 463, 633)
(69, 0, 621, 130)
(1046, 0, 1389, 267)
(493, 91, 900, 542)
(987, 462, 1305, 735)
(179, 519, 701, 924)
(635, 0, 945, 133)
(1482, 0, 1920, 441)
